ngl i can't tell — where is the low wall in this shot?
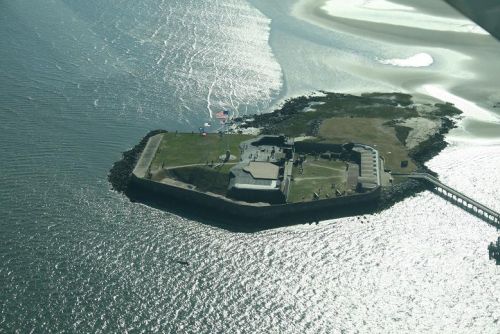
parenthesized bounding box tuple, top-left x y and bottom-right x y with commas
(130, 174, 381, 221)
(126, 132, 381, 226)
(294, 142, 343, 154)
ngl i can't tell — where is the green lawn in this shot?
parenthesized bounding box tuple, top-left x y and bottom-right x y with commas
(288, 158, 348, 203)
(150, 133, 255, 170)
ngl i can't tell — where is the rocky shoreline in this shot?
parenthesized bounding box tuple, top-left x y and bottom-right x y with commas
(378, 114, 458, 209)
(108, 129, 168, 194)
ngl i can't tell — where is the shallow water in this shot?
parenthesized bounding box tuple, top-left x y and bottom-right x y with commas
(1, 0, 499, 333)
(282, 0, 500, 128)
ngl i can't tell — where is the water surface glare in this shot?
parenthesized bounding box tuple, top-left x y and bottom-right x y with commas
(1, 0, 499, 333)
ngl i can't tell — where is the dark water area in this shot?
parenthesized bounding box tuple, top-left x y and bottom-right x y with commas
(1, 0, 499, 333)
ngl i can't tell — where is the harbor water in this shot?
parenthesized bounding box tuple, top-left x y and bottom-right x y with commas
(1, 0, 499, 332)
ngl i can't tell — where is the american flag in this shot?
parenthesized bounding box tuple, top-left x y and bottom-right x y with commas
(215, 110, 230, 119)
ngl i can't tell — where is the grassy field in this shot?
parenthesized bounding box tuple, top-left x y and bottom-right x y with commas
(248, 92, 422, 137)
(319, 117, 416, 173)
(242, 92, 461, 174)
(149, 133, 254, 195)
(150, 133, 255, 170)
(288, 158, 347, 203)
(167, 166, 231, 195)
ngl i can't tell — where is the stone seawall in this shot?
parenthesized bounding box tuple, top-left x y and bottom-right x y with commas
(130, 174, 381, 224)
(112, 131, 381, 229)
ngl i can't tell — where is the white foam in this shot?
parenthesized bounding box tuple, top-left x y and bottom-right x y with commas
(378, 53, 433, 67)
(321, 0, 489, 35)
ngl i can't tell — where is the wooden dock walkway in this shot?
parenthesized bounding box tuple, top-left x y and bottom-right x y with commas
(399, 172, 500, 227)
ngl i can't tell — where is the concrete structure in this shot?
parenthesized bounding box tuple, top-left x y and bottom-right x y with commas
(353, 144, 381, 191)
(128, 134, 383, 223)
(347, 163, 360, 190)
(132, 133, 164, 178)
(227, 136, 294, 204)
(243, 162, 279, 179)
(130, 172, 380, 222)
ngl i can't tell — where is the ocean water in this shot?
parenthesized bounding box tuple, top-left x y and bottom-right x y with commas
(1, 0, 499, 333)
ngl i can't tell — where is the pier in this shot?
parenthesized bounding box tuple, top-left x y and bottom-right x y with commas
(400, 173, 500, 227)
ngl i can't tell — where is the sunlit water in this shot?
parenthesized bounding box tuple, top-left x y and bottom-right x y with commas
(1, 0, 499, 333)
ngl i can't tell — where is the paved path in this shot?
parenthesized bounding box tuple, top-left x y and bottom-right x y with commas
(308, 163, 344, 173)
(132, 134, 164, 178)
(164, 162, 238, 170)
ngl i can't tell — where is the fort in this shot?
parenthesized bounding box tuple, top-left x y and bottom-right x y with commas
(109, 91, 499, 231)
(127, 131, 389, 223)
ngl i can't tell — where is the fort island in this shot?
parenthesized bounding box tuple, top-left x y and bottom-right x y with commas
(109, 92, 499, 230)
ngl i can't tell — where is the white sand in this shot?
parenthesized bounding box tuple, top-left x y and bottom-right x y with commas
(378, 53, 433, 68)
